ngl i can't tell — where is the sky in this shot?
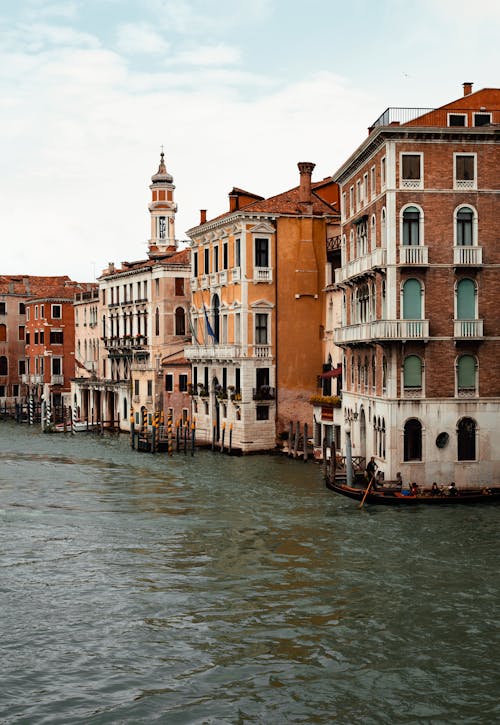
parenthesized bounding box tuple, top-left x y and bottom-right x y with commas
(1, 0, 498, 281)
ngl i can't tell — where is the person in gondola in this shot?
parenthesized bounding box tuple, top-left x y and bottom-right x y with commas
(448, 481, 458, 496)
(410, 482, 419, 496)
(366, 456, 377, 481)
(431, 482, 440, 496)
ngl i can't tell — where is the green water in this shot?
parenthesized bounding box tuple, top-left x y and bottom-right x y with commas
(1, 422, 499, 724)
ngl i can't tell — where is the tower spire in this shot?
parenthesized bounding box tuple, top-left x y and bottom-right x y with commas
(148, 148, 177, 257)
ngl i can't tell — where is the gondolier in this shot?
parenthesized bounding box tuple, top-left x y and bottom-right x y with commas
(366, 456, 377, 480)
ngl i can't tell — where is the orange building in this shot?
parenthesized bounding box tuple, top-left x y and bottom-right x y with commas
(186, 162, 340, 452)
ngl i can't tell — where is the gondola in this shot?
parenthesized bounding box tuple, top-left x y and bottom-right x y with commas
(325, 477, 500, 506)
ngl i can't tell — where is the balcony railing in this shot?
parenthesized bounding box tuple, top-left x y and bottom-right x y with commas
(253, 267, 272, 283)
(253, 345, 272, 358)
(399, 245, 429, 265)
(201, 275, 209, 289)
(190, 278, 198, 291)
(21, 374, 29, 384)
(30, 374, 44, 384)
(231, 267, 241, 283)
(252, 386, 275, 401)
(209, 273, 219, 286)
(185, 344, 242, 361)
(334, 319, 429, 345)
(218, 270, 228, 285)
(453, 246, 483, 265)
(454, 320, 483, 338)
(335, 248, 386, 284)
(51, 375, 64, 386)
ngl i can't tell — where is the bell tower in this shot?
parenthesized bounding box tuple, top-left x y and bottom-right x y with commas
(148, 150, 177, 257)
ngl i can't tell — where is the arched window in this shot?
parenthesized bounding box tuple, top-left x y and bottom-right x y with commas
(371, 356, 376, 390)
(381, 207, 387, 247)
(175, 307, 185, 336)
(457, 355, 476, 394)
(402, 206, 420, 245)
(404, 418, 422, 461)
(155, 307, 160, 336)
(0, 356, 7, 375)
(404, 355, 422, 388)
(0, 324, 6, 342)
(123, 398, 128, 421)
(457, 417, 476, 461)
(456, 207, 474, 246)
(371, 214, 377, 250)
(456, 279, 475, 320)
(382, 356, 387, 392)
(402, 278, 422, 319)
(212, 294, 220, 342)
(381, 280, 386, 319)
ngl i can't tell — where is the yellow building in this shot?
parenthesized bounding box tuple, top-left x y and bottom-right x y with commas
(186, 162, 339, 452)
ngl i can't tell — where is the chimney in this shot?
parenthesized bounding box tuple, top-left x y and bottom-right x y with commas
(108, 262, 115, 274)
(229, 191, 239, 212)
(463, 81, 473, 96)
(200, 209, 207, 224)
(298, 162, 315, 204)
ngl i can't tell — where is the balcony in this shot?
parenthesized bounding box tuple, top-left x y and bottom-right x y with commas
(334, 319, 429, 345)
(200, 275, 209, 289)
(231, 267, 241, 283)
(185, 344, 243, 361)
(190, 278, 198, 291)
(21, 374, 29, 384)
(399, 245, 429, 266)
(253, 345, 272, 358)
(335, 248, 386, 284)
(252, 386, 275, 401)
(51, 374, 64, 386)
(454, 320, 483, 339)
(30, 374, 44, 384)
(218, 270, 228, 285)
(454, 246, 482, 266)
(209, 272, 219, 286)
(253, 267, 272, 283)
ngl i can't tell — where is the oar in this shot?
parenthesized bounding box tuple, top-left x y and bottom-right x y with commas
(359, 475, 375, 509)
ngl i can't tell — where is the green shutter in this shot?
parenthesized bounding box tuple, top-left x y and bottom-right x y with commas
(403, 279, 422, 319)
(457, 279, 475, 319)
(404, 356, 422, 387)
(458, 355, 475, 389)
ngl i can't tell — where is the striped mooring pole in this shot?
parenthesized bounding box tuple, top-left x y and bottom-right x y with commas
(28, 395, 34, 426)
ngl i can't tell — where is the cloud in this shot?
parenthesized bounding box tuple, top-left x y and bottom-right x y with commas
(171, 43, 241, 67)
(115, 22, 170, 55)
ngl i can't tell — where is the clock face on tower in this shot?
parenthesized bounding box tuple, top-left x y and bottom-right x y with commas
(159, 217, 166, 239)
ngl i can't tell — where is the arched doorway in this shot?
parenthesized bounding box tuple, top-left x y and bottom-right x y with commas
(212, 375, 220, 442)
(359, 407, 367, 464)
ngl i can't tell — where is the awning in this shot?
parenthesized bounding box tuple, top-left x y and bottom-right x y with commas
(320, 366, 342, 379)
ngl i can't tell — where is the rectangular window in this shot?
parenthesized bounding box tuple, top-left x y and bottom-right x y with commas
(213, 246, 219, 273)
(134, 379, 139, 395)
(39, 331, 44, 344)
(165, 374, 173, 392)
(401, 154, 422, 188)
(18, 326, 25, 341)
(175, 277, 184, 296)
(235, 239, 241, 267)
(179, 374, 188, 392)
(143, 281, 147, 299)
(454, 154, 476, 189)
(34, 331, 39, 344)
(50, 330, 63, 344)
(52, 358, 62, 375)
(19, 302, 25, 314)
(147, 379, 153, 397)
(35, 305, 38, 320)
(234, 312, 240, 344)
(13, 384, 19, 397)
(255, 238, 269, 267)
(25, 332, 30, 345)
(448, 113, 467, 127)
(193, 251, 198, 277)
(256, 405, 269, 421)
(370, 166, 376, 198)
(381, 157, 386, 188)
(204, 247, 210, 274)
(223, 242, 228, 270)
(356, 179, 361, 210)
(0, 302, 5, 315)
(51, 304, 62, 319)
(473, 112, 491, 126)
(341, 191, 346, 220)
(19, 360, 26, 375)
(349, 186, 354, 215)
(255, 314, 268, 344)
(40, 304, 45, 318)
(26, 307, 30, 321)
(235, 368, 240, 393)
(0, 386, 4, 397)
(154, 279, 159, 296)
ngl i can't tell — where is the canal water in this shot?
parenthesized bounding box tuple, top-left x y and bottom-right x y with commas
(1, 422, 499, 724)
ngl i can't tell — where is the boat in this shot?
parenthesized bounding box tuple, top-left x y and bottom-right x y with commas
(54, 420, 97, 433)
(325, 477, 500, 506)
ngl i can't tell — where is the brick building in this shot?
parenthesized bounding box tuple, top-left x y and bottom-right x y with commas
(332, 83, 500, 486)
(186, 162, 339, 452)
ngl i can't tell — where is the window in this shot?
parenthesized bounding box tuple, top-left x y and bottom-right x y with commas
(255, 314, 268, 344)
(370, 166, 376, 199)
(457, 417, 476, 460)
(380, 157, 386, 189)
(235, 239, 241, 267)
(0, 356, 7, 375)
(193, 251, 198, 277)
(456, 207, 474, 246)
(25, 332, 30, 345)
(40, 304, 44, 318)
(51, 304, 62, 319)
(134, 380, 139, 395)
(35, 305, 38, 320)
(179, 374, 188, 392)
(403, 356, 422, 388)
(401, 153, 422, 188)
(448, 113, 466, 127)
(213, 246, 219, 273)
(204, 248, 210, 274)
(155, 307, 160, 336)
(19, 303, 25, 314)
(39, 331, 44, 344)
(26, 307, 30, 321)
(256, 405, 269, 421)
(457, 355, 476, 394)
(34, 331, 39, 344)
(175, 307, 185, 336)
(13, 384, 19, 397)
(50, 330, 64, 344)
(402, 278, 422, 319)
(349, 186, 354, 215)
(356, 179, 361, 210)
(404, 418, 422, 461)
(456, 279, 476, 320)
(211, 295, 220, 342)
(0, 324, 6, 342)
(402, 206, 421, 246)
(165, 374, 173, 392)
(19, 360, 26, 375)
(255, 238, 269, 268)
(454, 154, 476, 189)
(52, 357, 62, 375)
(147, 380, 153, 397)
(223, 242, 228, 270)
(473, 112, 491, 127)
